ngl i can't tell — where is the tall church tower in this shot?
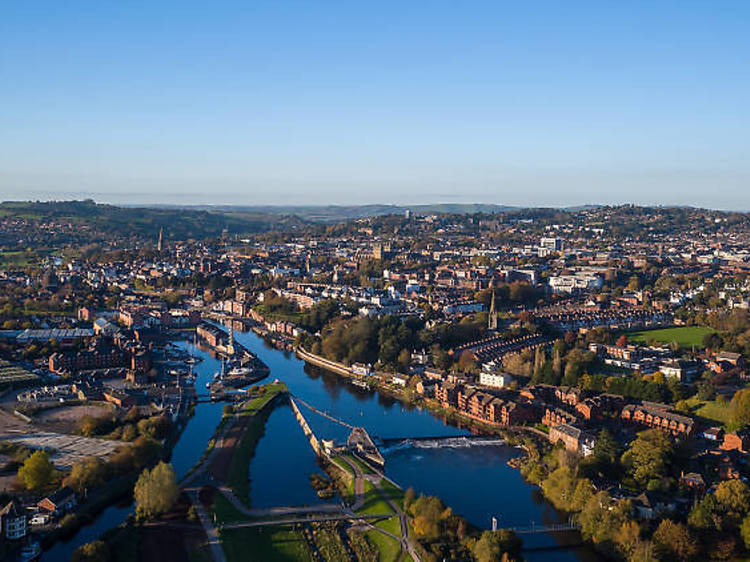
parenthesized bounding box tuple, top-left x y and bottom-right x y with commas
(488, 286, 498, 331)
(157, 227, 163, 253)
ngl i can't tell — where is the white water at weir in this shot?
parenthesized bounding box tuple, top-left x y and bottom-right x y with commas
(381, 436, 506, 453)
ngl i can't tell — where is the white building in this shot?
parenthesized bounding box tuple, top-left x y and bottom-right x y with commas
(479, 372, 514, 389)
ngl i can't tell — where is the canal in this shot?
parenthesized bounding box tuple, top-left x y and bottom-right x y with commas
(42, 340, 226, 561)
(45, 328, 599, 561)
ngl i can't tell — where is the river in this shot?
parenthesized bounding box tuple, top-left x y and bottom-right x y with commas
(43, 328, 600, 561)
(42, 340, 226, 561)
(232, 330, 600, 562)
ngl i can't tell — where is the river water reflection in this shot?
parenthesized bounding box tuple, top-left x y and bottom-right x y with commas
(44, 328, 600, 561)
(233, 330, 600, 561)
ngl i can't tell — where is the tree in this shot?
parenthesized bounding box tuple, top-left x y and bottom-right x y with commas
(729, 389, 750, 431)
(134, 461, 179, 519)
(688, 494, 723, 531)
(410, 495, 445, 540)
(471, 530, 521, 562)
(64, 456, 106, 494)
(621, 429, 673, 486)
(72, 540, 111, 562)
(616, 334, 628, 347)
(397, 348, 411, 371)
(715, 480, 750, 514)
(578, 492, 631, 545)
(404, 487, 416, 509)
(532, 346, 546, 381)
(614, 520, 641, 558)
(18, 450, 55, 491)
(740, 514, 750, 549)
(593, 428, 619, 466)
(552, 347, 563, 378)
(457, 350, 478, 373)
(652, 519, 698, 561)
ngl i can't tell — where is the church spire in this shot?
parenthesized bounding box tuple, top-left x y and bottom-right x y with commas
(488, 281, 498, 331)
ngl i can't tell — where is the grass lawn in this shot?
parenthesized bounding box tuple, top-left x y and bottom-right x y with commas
(219, 526, 312, 562)
(627, 326, 715, 348)
(211, 491, 246, 524)
(376, 515, 401, 536)
(331, 456, 355, 477)
(241, 383, 287, 416)
(357, 480, 395, 517)
(684, 396, 731, 425)
(364, 529, 402, 562)
(346, 453, 375, 474)
(378, 479, 405, 511)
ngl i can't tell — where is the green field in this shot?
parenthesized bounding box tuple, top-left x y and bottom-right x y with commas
(684, 396, 731, 425)
(219, 527, 312, 562)
(627, 326, 715, 348)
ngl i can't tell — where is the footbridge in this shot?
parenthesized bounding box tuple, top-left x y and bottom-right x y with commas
(505, 522, 581, 534)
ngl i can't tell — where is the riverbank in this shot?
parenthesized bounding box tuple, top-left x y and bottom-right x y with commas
(293, 345, 601, 560)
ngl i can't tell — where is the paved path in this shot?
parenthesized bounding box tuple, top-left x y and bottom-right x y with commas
(336, 455, 421, 562)
(221, 513, 390, 529)
(187, 489, 227, 562)
(214, 485, 345, 517)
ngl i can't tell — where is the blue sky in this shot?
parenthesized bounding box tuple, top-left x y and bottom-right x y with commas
(1, 1, 748, 208)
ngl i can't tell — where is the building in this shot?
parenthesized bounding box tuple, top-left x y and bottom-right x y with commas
(621, 403, 694, 435)
(659, 359, 701, 382)
(543, 406, 578, 427)
(0, 500, 27, 539)
(37, 486, 77, 516)
(49, 346, 129, 374)
(720, 430, 750, 453)
(479, 371, 513, 389)
(549, 424, 595, 456)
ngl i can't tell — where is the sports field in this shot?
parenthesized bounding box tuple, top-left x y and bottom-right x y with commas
(627, 326, 715, 348)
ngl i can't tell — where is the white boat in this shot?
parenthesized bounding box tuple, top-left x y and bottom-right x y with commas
(227, 366, 252, 377)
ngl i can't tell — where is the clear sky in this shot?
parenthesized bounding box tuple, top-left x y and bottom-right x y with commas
(1, 1, 748, 208)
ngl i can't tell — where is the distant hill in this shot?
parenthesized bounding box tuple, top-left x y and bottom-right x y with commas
(0, 200, 306, 240)
(140, 203, 525, 222)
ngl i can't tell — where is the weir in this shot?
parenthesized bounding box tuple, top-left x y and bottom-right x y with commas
(379, 434, 499, 445)
(289, 396, 322, 456)
(290, 395, 386, 468)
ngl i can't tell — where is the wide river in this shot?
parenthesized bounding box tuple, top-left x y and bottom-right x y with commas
(43, 328, 599, 561)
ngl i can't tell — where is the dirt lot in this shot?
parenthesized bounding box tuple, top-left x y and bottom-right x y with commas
(34, 404, 112, 425)
(208, 414, 249, 482)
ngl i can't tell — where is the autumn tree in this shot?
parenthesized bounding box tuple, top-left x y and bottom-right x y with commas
(715, 479, 750, 514)
(72, 540, 111, 562)
(18, 450, 55, 491)
(64, 456, 107, 494)
(134, 461, 179, 519)
(471, 530, 521, 562)
(652, 519, 698, 561)
(729, 389, 750, 431)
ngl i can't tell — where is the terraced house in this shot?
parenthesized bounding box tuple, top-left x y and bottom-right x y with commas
(621, 403, 694, 435)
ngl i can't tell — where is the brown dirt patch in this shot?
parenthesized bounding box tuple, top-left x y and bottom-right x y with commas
(208, 415, 250, 482)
